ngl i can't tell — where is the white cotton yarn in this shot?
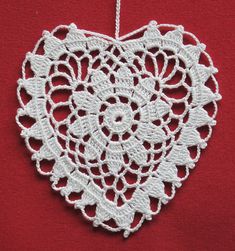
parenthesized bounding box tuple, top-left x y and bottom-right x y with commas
(16, 21, 221, 237)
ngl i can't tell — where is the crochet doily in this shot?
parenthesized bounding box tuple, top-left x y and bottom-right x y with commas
(16, 21, 221, 237)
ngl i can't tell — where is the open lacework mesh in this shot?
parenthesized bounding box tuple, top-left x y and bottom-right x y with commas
(16, 21, 221, 237)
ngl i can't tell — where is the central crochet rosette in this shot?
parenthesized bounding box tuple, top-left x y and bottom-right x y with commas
(69, 66, 169, 175)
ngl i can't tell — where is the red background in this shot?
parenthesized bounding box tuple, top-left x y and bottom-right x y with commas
(0, 0, 235, 250)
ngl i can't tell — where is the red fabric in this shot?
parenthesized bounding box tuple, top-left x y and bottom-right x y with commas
(0, 0, 235, 250)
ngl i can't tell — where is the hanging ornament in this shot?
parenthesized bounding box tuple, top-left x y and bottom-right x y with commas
(16, 0, 221, 237)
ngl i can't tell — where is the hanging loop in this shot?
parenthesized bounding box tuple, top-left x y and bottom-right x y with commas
(115, 0, 121, 39)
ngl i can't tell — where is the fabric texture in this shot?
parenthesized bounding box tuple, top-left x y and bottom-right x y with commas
(0, 0, 235, 250)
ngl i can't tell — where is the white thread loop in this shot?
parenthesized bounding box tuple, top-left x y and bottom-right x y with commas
(115, 0, 121, 39)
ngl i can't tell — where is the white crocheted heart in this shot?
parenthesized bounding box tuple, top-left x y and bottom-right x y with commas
(16, 21, 221, 237)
